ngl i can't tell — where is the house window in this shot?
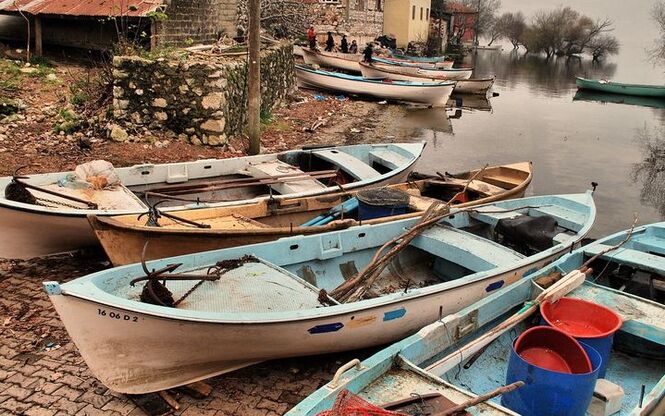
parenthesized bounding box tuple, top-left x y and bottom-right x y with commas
(426, 8, 429, 20)
(375, 0, 382, 11)
(420, 7, 423, 20)
(412, 5, 416, 20)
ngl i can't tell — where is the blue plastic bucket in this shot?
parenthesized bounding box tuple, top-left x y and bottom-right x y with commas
(501, 339, 602, 416)
(356, 188, 409, 221)
(541, 298, 622, 378)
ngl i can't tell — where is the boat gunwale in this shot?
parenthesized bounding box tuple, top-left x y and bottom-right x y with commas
(51, 192, 596, 325)
(296, 65, 456, 87)
(372, 57, 473, 72)
(576, 77, 665, 91)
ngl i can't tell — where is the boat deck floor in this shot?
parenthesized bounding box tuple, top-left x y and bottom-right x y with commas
(120, 259, 327, 313)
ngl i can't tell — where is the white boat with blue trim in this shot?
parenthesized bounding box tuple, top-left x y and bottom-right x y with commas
(301, 47, 363, 72)
(372, 57, 474, 80)
(287, 221, 665, 416)
(0, 142, 425, 259)
(296, 65, 456, 106)
(45, 192, 595, 394)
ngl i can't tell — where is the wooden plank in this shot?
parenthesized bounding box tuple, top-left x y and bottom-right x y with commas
(313, 149, 380, 180)
(583, 244, 665, 275)
(34, 16, 43, 57)
(410, 225, 524, 272)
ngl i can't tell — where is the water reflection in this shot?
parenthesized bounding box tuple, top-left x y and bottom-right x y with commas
(574, 90, 665, 109)
(448, 95, 493, 112)
(467, 50, 618, 97)
(632, 129, 665, 216)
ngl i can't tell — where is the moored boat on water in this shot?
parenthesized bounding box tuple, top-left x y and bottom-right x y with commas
(382, 54, 454, 69)
(296, 64, 455, 106)
(302, 48, 362, 72)
(44, 191, 595, 394)
(576, 77, 665, 98)
(0, 142, 425, 259)
(372, 57, 474, 80)
(574, 89, 665, 109)
(287, 221, 665, 416)
(360, 62, 494, 94)
(88, 162, 533, 265)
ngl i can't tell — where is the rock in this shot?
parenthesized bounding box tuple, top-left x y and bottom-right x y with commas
(152, 98, 168, 108)
(113, 99, 129, 110)
(19, 67, 38, 74)
(46, 73, 59, 82)
(201, 118, 225, 133)
(154, 112, 168, 121)
(201, 93, 224, 109)
(206, 134, 227, 146)
(109, 124, 129, 142)
(135, 89, 144, 96)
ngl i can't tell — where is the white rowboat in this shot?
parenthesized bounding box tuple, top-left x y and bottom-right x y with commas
(302, 48, 362, 72)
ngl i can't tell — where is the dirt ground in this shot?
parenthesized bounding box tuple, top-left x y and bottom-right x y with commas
(0, 53, 412, 415)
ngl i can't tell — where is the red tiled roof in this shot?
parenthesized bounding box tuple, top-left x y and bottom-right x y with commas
(0, 0, 166, 17)
(445, 1, 477, 14)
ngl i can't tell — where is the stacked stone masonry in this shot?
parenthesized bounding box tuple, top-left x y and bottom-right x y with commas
(111, 42, 295, 146)
(157, 0, 239, 47)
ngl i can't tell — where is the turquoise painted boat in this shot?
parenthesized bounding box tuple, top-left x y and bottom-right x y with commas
(391, 53, 448, 63)
(44, 192, 595, 394)
(287, 222, 665, 415)
(576, 77, 665, 98)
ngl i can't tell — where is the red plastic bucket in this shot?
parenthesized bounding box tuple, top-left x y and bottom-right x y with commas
(514, 326, 592, 374)
(541, 297, 622, 377)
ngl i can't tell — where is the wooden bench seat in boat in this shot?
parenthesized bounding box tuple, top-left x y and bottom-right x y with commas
(368, 149, 411, 170)
(583, 244, 665, 276)
(37, 184, 147, 211)
(410, 225, 525, 272)
(434, 178, 506, 196)
(245, 160, 327, 195)
(146, 259, 334, 313)
(312, 149, 381, 180)
(571, 282, 665, 345)
(160, 214, 270, 230)
(468, 205, 522, 225)
(528, 205, 587, 232)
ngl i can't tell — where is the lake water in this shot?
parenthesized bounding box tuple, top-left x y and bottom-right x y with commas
(407, 28, 665, 238)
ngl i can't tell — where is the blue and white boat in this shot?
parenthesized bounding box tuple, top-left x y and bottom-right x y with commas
(295, 64, 456, 107)
(372, 57, 474, 80)
(44, 192, 595, 394)
(287, 222, 665, 416)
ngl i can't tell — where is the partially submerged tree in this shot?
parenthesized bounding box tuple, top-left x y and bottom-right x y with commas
(462, 0, 502, 44)
(587, 35, 619, 61)
(496, 11, 526, 49)
(651, 2, 665, 64)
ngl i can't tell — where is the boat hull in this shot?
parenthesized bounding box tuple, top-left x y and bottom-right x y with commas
(360, 64, 493, 94)
(296, 66, 455, 107)
(48, 253, 563, 394)
(576, 77, 665, 98)
(302, 48, 362, 72)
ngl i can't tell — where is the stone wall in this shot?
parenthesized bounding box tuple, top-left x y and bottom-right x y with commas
(111, 42, 295, 146)
(156, 0, 238, 46)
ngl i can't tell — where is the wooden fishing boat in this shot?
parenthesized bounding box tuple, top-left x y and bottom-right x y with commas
(360, 62, 493, 94)
(89, 162, 533, 266)
(0, 143, 424, 259)
(381, 55, 454, 69)
(576, 77, 665, 98)
(301, 48, 362, 72)
(296, 65, 455, 106)
(372, 58, 473, 80)
(45, 192, 595, 394)
(288, 222, 665, 416)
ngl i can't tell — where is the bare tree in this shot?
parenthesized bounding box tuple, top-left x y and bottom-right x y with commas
(651, 2, 665, 63)
(497, 12, 526, 49)
(462, 0, 502, 44)
(587, 34, 619, 61)
(486, 17, 503, 46)
(237, 0, 309, 39)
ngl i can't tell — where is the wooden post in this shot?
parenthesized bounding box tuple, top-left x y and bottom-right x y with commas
(247, 0, 261, 155)
(34, 16, 42, 57)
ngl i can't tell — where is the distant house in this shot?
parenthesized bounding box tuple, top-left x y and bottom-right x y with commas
(0, 0, 238, 55)
(383, 0, 432, 48)
(445, 1, 478, 45)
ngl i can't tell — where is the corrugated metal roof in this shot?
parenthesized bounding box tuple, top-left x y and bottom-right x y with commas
(0, 0, 166, 17)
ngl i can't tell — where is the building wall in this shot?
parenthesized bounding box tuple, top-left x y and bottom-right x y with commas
(304, 0, 384, 45)
(156, 0, 238, 46)
(384, 0, 431, 48)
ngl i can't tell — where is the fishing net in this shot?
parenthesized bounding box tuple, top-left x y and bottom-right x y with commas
(316, 390, 407, 416)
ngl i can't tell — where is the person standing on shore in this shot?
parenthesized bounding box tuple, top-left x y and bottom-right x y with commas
(340, 35, 349, 53)
(325, 32, 335, 52)
(307, 26, 317, 49)
(362, 42, 374, 63)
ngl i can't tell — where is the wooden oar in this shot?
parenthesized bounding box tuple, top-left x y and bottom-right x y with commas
(13, 178, 98, 209)
(424, 268, 591, 375)
(143, 169, 338, 194)
(437, 381, 525, 416)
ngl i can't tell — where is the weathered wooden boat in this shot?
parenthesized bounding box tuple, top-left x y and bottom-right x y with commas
(360, 62, 493, 94)
(574, 90, 665, 109)
(296, 65, 455, 107)
(374, 56, 453, 69)
(301, 48, 362, 72)
(45, 192, 595, 393)
(0, 143, 424, 259)
(372, 58, 473, 80)
(89, 162, 533, 265)
(576, 77, 665, 98)
(288, 222, 665, 416)
(381, 55, 454, 69)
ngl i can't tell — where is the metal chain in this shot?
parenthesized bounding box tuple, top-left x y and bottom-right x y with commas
(36, 197, 90, 210)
